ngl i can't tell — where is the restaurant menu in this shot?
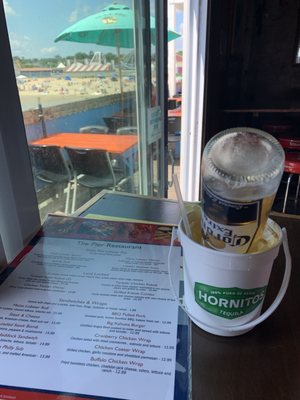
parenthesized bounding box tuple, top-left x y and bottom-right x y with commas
(0, 216, 187, 400)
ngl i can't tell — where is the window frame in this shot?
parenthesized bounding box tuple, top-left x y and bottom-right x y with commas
(180, 0, 208, 201)
(0, 1, 40, 263)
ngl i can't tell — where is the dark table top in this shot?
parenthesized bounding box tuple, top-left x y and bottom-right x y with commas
(75, 190, 182, 225)
(78, 192, 300, 400)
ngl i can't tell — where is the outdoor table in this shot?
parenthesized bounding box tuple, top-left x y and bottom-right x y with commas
(75, 190, 300, 400)
(31, 133, 138, 176)
(168, 108, 182, 118)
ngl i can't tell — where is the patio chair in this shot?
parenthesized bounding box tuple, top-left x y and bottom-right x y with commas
(168, 116, 181, 135)
(65, 147, 125, 213)
(103, 117, 126, 132)
(28, 144, 73, 214)
(168, 99, 178, 110)
(116, 126, 138, 135)
(167, 133, 181, 187)
(79, 125, 109, 134)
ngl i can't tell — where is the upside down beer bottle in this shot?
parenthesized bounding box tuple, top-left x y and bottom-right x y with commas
(201, 127, 285, 253)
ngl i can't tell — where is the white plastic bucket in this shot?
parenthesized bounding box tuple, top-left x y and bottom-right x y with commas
(168, 219, 291, 336)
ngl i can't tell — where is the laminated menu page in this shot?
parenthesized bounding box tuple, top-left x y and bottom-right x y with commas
(0, 215, 189, 400)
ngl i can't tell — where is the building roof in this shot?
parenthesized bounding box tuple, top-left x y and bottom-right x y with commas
(20, 67, 53, 72)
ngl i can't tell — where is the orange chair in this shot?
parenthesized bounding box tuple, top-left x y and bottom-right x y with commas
(277, 137, 300, 213)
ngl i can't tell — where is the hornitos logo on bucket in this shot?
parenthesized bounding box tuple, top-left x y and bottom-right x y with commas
(194, 282, 267, 319)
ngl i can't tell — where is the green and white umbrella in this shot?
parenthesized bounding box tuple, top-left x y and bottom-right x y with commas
(55, 3, 180, 96)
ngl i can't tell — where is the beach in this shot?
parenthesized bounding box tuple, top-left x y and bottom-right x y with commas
(17, 75, 135, 111)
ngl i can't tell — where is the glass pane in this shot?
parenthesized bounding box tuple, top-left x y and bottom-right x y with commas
(4, 0, 166, 221)
(167, 2, 183, 200)
(149, 0, 160, 196)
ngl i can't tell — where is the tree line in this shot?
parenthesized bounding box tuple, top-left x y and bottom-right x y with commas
(13, 52, 122, 69)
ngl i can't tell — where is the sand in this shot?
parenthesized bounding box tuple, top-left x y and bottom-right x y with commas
(17, 76, 136, 111)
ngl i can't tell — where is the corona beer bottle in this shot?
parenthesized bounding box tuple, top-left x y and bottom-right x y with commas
(201, 127, 285, 253)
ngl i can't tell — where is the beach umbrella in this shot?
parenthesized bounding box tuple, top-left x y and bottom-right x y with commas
(54, 3, 180, 97)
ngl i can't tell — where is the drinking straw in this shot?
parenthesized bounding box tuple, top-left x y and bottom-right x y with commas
(173, 174, 192, 238)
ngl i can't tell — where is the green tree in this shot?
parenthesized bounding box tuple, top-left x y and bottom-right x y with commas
(74, 52, 90, 61)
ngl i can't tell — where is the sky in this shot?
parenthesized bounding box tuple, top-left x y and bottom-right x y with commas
(4, 0, 182, 59)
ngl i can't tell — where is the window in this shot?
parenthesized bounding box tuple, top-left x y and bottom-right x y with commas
(4, 0, 169, 223)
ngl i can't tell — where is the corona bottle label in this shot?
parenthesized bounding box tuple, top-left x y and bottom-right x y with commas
(202, 185, 262, 253)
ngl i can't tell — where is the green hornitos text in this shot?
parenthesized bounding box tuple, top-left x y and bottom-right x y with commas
(194, 282, 267, 319)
